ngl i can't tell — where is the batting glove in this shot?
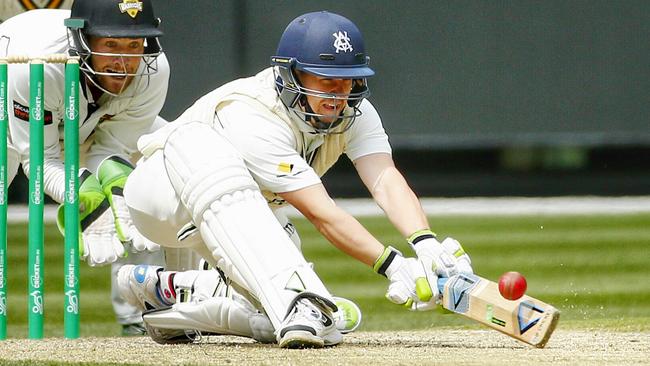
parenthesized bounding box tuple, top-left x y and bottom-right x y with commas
(373, 246, 435, 309)
(406, 230, 473, 311)
(56, 169, 125, 266)
(97, 156, 160, 253)
(440, 237, 473, 275)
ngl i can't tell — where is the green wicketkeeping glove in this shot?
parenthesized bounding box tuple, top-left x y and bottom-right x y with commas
(97, 156, 160, 253)
(57, 168, 125, 266)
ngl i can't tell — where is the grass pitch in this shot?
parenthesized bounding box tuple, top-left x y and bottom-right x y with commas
(2, 213, 649, 340)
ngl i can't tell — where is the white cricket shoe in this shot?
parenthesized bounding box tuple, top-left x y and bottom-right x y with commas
(277, 297, 342, 349)
(117, 264, 170, 311)
(332, 296, 362, 334)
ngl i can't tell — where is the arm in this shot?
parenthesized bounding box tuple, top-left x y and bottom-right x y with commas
(278, 184, 384, 266)
(279, 183, 432, 307)
(85, 54, 170, 171)
(354, 152, 428, 237)
(8, 62, 67, 202)
(280, 184, 438, 308)
(355, 152, 474, 310)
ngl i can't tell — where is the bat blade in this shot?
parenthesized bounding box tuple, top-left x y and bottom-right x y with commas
(438, 273, 560, 348)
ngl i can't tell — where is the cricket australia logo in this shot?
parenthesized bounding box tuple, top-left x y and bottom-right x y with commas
(66, 89, 78, 121)
(32, 83, 43, 121)
(119, 0, 143, 18)
(0, 83, 6, 120)
(332, 31, 353, 53)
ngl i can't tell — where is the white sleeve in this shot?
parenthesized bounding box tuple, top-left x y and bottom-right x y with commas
(85, 54, 170, 171)
(216, 101, 322, 193)
(7, 62, 68, 203)
(345, 100, 392, 161)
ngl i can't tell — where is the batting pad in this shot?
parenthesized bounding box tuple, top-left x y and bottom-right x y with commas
(162, 122, 333, 328)
(143, 296, 275, 343)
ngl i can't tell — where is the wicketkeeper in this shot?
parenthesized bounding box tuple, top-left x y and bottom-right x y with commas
(0, 0, 169, 335)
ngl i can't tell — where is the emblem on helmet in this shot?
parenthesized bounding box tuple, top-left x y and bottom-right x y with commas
(118, 0, 143, 19)
(332, 31, 353, 53)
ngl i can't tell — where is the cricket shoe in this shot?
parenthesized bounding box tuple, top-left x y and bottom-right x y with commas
(277, 295, 342, 349)
(332, 296, 362, 334)
(121, 322, 147, 336)
(117, 264, 174, 311)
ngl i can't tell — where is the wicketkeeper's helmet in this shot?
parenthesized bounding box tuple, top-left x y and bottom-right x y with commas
(64, 0, 163, 96)
(271, 11, 374, 134)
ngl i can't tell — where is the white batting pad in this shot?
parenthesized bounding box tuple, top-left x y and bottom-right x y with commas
(162, 122, 333, 328)
(272, 208, 302, 251)
(143, 296, 275, 343)
(162, 122, 258, 221)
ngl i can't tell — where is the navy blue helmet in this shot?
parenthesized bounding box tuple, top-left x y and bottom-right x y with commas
(271, 11, 374, 134)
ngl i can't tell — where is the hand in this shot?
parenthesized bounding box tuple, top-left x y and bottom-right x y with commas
(80, 204, 127, 266)
(408, 230, 459, 278)
(97, 156, 160, 253)
(56, 169, 125, 266)
(373, 246, 436, 309)
(406, 231, 473, 310)
(410, 238, 473, 311)
(440, 237, 473, 275)
(110, 191, 160, 253)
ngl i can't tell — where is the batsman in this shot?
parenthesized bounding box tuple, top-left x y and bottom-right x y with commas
(118, 11, 474, 348)
(0, 0, 169, 334)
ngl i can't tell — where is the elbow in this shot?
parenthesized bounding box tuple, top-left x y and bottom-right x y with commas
(369, 166, 395, 206)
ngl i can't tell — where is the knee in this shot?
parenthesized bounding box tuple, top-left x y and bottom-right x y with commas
(162, 122, 259, 222)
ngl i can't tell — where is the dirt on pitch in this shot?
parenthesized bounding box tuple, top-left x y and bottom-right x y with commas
(1, 330, 648, 366)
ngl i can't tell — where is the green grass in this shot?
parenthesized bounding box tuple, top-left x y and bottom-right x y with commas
(2, 213, 650, 339)
(3, 223, 116, 338)
(298, 214, 650, 332)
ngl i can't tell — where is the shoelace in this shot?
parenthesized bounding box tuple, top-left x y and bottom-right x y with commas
(295, 299, 334, 328)
(293, 300, 322, 321)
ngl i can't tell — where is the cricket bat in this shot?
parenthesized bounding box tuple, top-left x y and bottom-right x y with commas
(437, 273, 560, 348)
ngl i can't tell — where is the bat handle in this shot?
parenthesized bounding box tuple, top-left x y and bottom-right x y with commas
(437, 277, 448, 293)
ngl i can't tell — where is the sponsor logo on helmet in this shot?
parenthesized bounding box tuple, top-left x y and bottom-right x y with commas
(118, 0, 143, 19)
(332, 31, 353, 53)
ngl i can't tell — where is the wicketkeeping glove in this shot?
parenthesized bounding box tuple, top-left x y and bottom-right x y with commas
(373, 246, 434, 309)
(56, 169, 125, 266)
(97, 156, 160, 253)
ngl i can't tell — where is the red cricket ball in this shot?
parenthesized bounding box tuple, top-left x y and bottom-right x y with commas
(498, 271, 527, 300)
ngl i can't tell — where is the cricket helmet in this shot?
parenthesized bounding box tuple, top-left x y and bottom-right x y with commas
(64, 0, 163, 96)
(271, 11, 374, 134)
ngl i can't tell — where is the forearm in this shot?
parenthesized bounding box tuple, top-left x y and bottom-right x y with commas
(22, 157, 66, 204)
(370, 166, 429, 237)
(308, 205, 384, 266)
